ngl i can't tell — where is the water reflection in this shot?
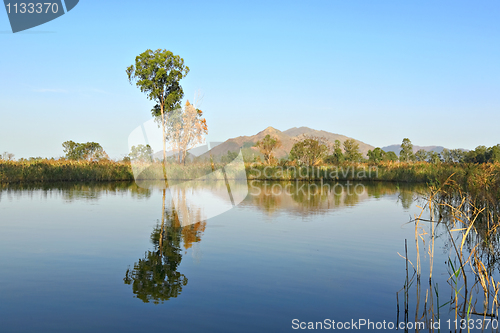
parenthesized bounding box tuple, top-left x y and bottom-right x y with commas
(1, 179, 440, 331)
(124, 190, 206, 304)
(398, 184, 500, 331)
(0, 181, 152, 201)
(135, 178, 248, 227)
(245, 180, 427, 215)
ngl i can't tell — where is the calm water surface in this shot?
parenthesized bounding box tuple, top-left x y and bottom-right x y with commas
(0, 181, 456, 332)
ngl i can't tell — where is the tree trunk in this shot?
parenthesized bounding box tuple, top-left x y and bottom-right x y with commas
(160, 102, 168, 186)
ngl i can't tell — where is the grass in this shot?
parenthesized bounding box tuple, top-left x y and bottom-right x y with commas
(400, 174, 500, 328)
(0, 159, 134, 183)
(1, 158, 500, 201)
(246, 162, 500, 199)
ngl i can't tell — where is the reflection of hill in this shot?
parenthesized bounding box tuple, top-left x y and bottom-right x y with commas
(242, 181, 427, 216)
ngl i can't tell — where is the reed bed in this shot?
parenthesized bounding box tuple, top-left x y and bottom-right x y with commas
(0, 159, 134, 183)
(246, 162, 500, 196)
(2, 159, 500, 197)
(399, 174, 500, 330)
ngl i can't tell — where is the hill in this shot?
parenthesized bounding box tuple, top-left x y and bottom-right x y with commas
(202, 126, 375, 159)
(381, 145, 469, 155)
(381, 145, 446, 154)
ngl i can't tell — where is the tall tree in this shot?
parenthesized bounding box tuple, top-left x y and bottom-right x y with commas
(450, 149, 465, 163)
(325, 139, 344, 164)
(399, 138, 414, 162)
(441, 148, 453, 163)
(289, 137, 328, 166)
(465, 146, 488, 163)
(62, 141, 108, 161)
(367, 147, 385, 163)
(383, 151, 399, 162)
(255, 135, 282, 164)
(126, 49, 189, 163)
(427, 151, 442, 164)
(488, 145, 500, 163)
(168, 100, 208, 164)
(129, 144, 153, 162)
(415, 149, 428, 162)
(343, 139, 362, 162)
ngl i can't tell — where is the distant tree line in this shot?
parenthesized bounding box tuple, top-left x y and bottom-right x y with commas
(252, 135, 500, 166)
(253, 135, 396, 166)
(387, 138, 500, 164)
(2, 136, 499, 167)
(62, 141, 109, 161)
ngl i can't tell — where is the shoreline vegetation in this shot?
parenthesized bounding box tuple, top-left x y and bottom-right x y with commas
(1, 159, 499, 198)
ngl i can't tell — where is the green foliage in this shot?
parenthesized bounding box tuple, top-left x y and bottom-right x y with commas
(383, 151, 398, 162)
(465, 144, 500, 164)
(441, 148, 453, 163)
(0, 159, 133, 183)
(490, 145, 500, 163)
(240, 147, 259, 162)
(399, 138, 414, 162)
(220, 150, 239, 163)
(367, 147, 386, 163)
(415, 149, 428, 162)
(127, 49, 189, 116)
(450, 149, 465, 163)
(325, 140, 344, 164)
(246, 162, 500, 202)
(343, 139, 362, 162)
(255, 135, 282, 164)
(129, 144, 153, 162)
(427, 151, 442, 164)
(466, 146, 488, 163)
(62, 141, 108, 161)
(242, 141, 254, 149)
(289, 138, 328, 166)
(124, 222, 187, 304)
(127, 49, 189, 163)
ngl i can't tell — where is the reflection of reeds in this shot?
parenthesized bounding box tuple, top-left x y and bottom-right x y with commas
(0, 180, 152, 202)
(4, 159, 499, 196)
(400, 174, 500, 330)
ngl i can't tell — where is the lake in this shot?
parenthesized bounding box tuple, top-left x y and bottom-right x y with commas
(0, 181, 495, 332)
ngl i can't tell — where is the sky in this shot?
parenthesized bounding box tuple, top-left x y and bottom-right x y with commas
(1, 0, 499, 159)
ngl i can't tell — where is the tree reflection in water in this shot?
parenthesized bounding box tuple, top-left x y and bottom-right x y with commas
(124, 189, 206, 304)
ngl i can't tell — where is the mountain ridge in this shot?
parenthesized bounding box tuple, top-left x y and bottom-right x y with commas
(197, 126, 466, 160)
(203, 126, 375, 159)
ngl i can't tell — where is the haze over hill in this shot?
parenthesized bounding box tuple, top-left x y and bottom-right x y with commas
(202, 126, 375, 159)
(381, 145, 469, 154)
(381, 145, 446, 154)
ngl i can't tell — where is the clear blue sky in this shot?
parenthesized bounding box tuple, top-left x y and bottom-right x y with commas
(1, 0, 499, 159)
